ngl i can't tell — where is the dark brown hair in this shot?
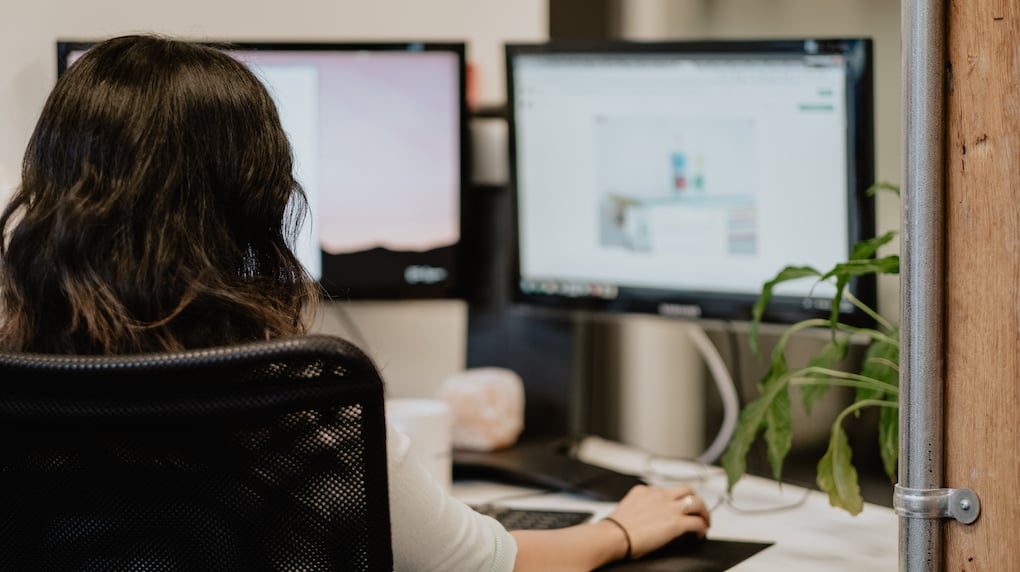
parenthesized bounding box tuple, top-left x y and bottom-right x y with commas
(0, 35, 318, 353)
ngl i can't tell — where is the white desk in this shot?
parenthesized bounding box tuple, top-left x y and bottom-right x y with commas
(452, 441, 898, 571)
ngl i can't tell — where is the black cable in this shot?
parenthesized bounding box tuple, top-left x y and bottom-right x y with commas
(327, 300, 373, 355)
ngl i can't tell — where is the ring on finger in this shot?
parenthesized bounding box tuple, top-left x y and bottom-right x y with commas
(681, 494, 696, 513)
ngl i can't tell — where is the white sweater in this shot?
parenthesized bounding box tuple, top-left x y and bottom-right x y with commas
(386, 423, 518, 571)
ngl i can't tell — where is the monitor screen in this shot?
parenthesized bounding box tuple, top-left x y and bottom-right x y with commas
(58, 40, 467, 300)
(506, 38, 875, 325)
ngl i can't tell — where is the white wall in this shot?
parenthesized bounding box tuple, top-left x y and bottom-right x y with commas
(0, 0, 546, 201)
(0, 0, 547, 399)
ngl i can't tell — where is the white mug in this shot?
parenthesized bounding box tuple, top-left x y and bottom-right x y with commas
(386, 398, 453, 492)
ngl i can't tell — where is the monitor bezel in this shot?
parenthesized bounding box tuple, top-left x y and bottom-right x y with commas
(56, 39, 471, 301)
(504, 38, 877, 326)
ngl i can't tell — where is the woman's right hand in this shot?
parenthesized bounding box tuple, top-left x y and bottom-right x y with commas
(603, 484, 711, 559)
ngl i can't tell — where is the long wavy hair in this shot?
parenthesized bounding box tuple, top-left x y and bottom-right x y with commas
(0, 35, 318, 354)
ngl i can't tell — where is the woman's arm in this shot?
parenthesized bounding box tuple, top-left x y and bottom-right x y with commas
(387, 424, 519, 571)
(511, 484, 711, 572)
(386, 420, 709, 572)
(510, 520, 626, 572)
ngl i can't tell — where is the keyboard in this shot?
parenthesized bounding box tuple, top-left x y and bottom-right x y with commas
(453, 438, 646, 502)
(470, 504, 594, 530)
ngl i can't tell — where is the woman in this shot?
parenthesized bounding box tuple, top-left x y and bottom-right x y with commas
(0, 35, 710, 571)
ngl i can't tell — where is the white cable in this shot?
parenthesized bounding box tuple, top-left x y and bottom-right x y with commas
(686, 323, 740, 465)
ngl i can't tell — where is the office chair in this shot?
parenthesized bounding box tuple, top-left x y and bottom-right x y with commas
(0, 334, 393, 571)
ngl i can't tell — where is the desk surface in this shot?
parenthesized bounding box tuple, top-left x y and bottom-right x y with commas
(452, 442, 898, 572)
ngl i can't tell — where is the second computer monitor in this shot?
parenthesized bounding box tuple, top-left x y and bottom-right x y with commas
(506, 38, 876, 325)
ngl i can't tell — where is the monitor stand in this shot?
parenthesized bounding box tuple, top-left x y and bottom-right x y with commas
(451, 436, 646, 502)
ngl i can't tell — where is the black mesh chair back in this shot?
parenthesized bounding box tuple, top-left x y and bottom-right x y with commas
(0, 334, 393, 571)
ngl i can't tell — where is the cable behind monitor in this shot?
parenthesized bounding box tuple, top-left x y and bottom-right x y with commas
(686, 323, 739, 465)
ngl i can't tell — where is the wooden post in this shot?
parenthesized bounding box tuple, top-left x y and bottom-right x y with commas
(945, 0, 1020, 568)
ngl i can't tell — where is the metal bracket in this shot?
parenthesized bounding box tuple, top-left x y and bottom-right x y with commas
(894, 484, 980, 525)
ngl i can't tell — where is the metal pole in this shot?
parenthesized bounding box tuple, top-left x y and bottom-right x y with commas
(900, 0, 946, 570)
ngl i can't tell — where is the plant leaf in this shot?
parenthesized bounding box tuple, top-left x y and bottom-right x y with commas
(849, 231, 899, 261)
(816, 421, 864, 515)
(800, 336, 851, 414)
(821, 255, 900, 327)
(721, 397, 768, 492)
(878, 405, 898, 482)
(764, 385, 792, 482)
(749, 266, 822, 356)
(855, 330, 900, 403)
(722, 357, 790, 491)
(819, 233, 898, 330)
(824, 256, 901, 279)
(867, 182, 900, 197)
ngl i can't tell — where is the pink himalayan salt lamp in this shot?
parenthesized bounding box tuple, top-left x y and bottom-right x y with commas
(440, 367, 525, 451)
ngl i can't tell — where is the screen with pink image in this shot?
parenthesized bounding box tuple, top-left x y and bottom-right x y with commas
(58, 41, 466, 300)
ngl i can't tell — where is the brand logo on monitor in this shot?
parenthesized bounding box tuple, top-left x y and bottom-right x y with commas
(657, 303, 702, 319)
(404, 265, 449, 284)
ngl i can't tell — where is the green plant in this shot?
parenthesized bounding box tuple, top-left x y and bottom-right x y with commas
(720, 183, 901, 515)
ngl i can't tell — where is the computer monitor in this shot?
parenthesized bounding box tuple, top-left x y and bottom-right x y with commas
(58, 40, 468, 300)
(505, 38, 875, 326)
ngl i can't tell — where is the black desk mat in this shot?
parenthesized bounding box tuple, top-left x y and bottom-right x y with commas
(598, 536, 774, 572)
